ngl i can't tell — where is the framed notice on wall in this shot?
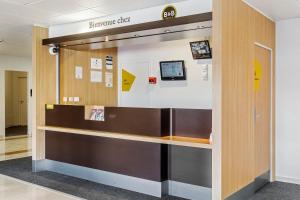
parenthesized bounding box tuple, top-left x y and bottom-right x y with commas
(105, 72, 113, 88)
(91, 58, 102, 69)
(90, 70, 102, 83)
(190, 40, 212, 60)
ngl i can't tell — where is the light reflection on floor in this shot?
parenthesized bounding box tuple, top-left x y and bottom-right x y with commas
(0, 174, 82, 200)
(0, 136, 81, 200)
(0, 135, 32, 161)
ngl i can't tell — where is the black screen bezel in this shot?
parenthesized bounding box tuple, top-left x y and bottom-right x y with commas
(160, 60, 186, 81)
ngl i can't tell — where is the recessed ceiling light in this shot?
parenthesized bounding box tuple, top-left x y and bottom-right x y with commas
(164, 29, 171, 33)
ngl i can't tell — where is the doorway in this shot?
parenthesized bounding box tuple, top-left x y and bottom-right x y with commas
(254, 44, 272, 178)
(5, 71, 28, 137)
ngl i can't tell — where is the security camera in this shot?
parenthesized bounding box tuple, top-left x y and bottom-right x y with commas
(49, 46, 59, 55)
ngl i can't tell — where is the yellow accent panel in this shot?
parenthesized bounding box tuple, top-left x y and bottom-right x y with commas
(254, 59, 263, 92)
(122, 69, 136, 92)
(46, 104, 54, 110)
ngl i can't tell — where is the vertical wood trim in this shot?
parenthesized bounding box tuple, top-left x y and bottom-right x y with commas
(212, 0, 222, 199)
(32, 26, 56, 160)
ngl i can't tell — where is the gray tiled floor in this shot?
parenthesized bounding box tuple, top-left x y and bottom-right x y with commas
(0, 157, 184, 200)
(250, 181, 300, 200)
(0, 157, 300, 200)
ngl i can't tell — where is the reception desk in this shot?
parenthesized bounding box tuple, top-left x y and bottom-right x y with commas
(37, 105, 212, 200)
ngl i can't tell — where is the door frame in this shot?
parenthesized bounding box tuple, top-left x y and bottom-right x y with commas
(0, 68, 32, 137)
(254, 42, 275, 182)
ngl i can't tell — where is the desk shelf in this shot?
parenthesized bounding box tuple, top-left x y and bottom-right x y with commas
(38, 126, 212, 149)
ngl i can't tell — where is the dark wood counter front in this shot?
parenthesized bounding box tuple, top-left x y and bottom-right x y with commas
(43, 105, 212, 189)
(46, 131, 167, 182)
(46, 105, 170, 137)
(172, 108, 212, 139)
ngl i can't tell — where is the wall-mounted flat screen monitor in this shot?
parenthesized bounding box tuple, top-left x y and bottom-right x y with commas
(160, 60, 186, 81)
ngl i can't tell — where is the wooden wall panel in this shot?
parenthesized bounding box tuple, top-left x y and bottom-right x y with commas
(212, 0, 275, 199)
(32, 26, 56, 160)
(60, 48, 118, 106)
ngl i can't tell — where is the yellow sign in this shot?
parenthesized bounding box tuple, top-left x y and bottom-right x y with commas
(254, 59, 263, 92)
(122, 69, 136, 92)
(46, 104, 54, 110)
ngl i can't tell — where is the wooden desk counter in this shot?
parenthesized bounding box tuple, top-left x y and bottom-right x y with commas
(38, 126, 212, 149)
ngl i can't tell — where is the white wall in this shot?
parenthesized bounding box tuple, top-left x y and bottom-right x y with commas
(0, 55, 32, 136)
(118, 38, 212, 109)
(276, 18, 300, 184)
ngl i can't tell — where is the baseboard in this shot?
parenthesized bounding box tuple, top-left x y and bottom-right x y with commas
(276, 176, 300, 185)
(168, 180, 211, 200)
(225, 171, 270, 200)
(36, 159, 162, 197)
(33, 159, 212, 199)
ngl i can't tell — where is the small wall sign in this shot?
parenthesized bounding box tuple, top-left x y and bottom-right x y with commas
(162, 5, 177, 20)
(149, 77, 157, 84)
(122, 69, 136, 92)
(254, 59, 263, 92)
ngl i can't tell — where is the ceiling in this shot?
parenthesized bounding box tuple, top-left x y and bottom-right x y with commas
(244, 0, 300, 21)
(0, 0, 186, 57)
(2, 0, 300, 57)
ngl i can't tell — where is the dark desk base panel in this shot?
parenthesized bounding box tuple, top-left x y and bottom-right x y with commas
(45, 131, 211, 188)
(46, 131, 166, 182)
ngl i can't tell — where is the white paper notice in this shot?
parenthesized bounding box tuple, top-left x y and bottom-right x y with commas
(75, 66, 83, 79)
(91, 58, 102, 69)
(91, 70, 102, 83)
(106, 64, 113, 70)
(105, 72, 113, 87)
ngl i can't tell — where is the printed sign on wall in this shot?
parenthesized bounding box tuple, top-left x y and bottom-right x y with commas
(106, 56, 113, 70)
(122, 69, 136, 92)
(49, 0, 212, 37)
(86, 106, 105, 121)
(91, 58, 102, 70)
(105, 72, 113, 88)
(91, 70, 102, 83)
(75, 66, 83, 79)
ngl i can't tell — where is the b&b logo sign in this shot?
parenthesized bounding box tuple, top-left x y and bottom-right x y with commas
(162, 5, 177, 20)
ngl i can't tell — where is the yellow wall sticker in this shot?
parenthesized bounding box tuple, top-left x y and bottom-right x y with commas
(254, 59, 263, 92)
(46, 104, 54, 110)
(122, 69, 136, 92)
